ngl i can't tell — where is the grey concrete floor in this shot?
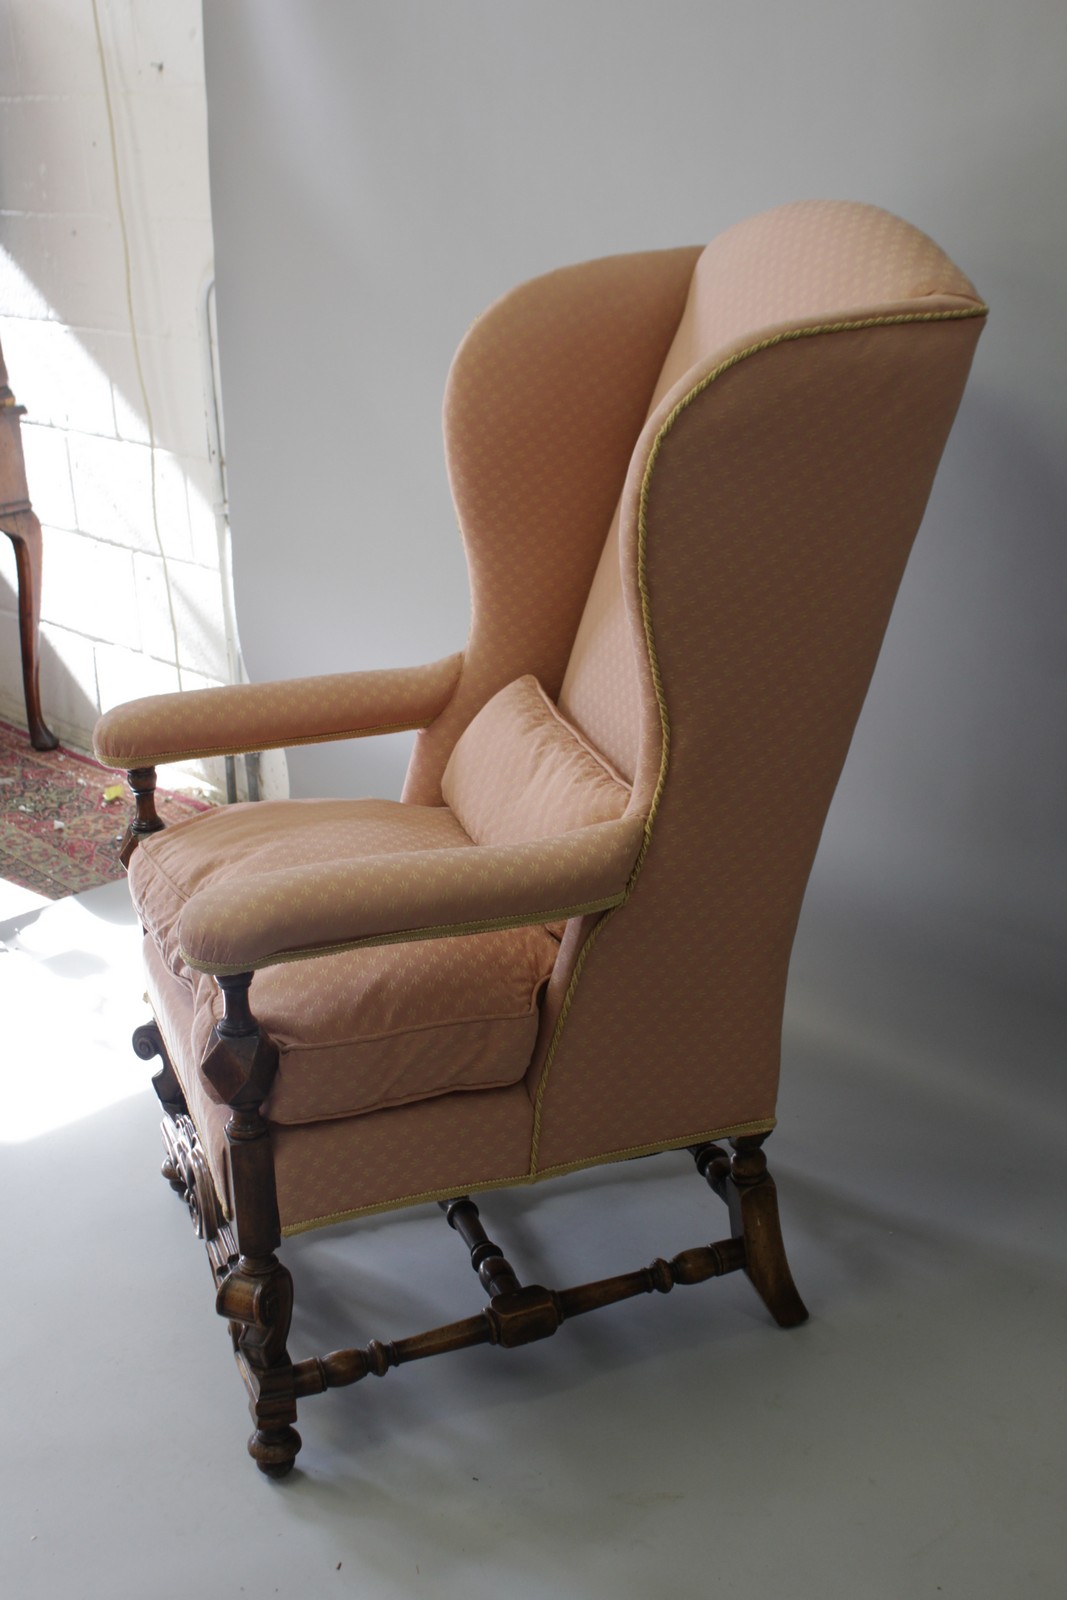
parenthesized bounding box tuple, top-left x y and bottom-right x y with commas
(1, 876, 1064, 1599)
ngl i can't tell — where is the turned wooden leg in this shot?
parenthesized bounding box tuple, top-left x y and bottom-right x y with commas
(692, 1136, 808, 1328)
(118, 766, 165, 868)
(440, 1197, 522, 1298)
(2, 509, 57, 749)
(216, 1254, 298, 1478)
(203, 972, 300, 1478)
(725, 1135, 808, 1328)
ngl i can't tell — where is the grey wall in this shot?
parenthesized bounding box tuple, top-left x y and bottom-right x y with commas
(203, 0, 1066, 957)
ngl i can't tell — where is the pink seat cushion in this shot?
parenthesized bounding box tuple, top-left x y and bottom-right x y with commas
(129, 798, 559, 1125)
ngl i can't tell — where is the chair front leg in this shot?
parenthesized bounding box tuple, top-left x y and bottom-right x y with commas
(726, 1134, 809, 1329)
(203, 972, 301, 1478)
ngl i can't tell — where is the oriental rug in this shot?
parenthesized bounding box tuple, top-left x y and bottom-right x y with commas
(0, 718, 211, 899)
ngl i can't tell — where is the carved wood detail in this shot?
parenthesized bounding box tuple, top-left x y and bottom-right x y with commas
(202, 974, 299, 1477)
(118, 766, 165, 867)
(290, 1227, 747, 1398)
(132, 1017, 188, 1122)
(692, 1136, 809, 1329)
(159, 1113, 225, 1239)
(439, 1195, 522, 1298)
(131, 1009, 806, 1478)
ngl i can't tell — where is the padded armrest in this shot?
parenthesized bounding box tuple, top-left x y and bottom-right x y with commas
(92, 654, 464, 768)
(177, 815, 646, 974)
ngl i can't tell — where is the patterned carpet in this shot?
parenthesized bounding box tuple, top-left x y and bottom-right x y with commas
(0, 718, 211, 898)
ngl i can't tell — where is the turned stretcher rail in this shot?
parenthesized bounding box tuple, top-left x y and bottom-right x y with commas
(289, 1233, 746, 1398)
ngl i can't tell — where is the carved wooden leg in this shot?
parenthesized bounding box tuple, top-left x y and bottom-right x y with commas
(2, 351, 57, 748)
(440, 1197, 522, 1297)
(5, 509, 57, 749)
(724, 1135, 808, 1329)
(692, 1136, 808, 1328)
(203, 972, 300, 1478)
(118, 766, 165, 868)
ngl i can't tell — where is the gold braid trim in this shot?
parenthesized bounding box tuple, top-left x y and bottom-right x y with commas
(528, 301, 988, 1173)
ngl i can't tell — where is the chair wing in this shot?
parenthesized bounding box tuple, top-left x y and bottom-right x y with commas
(530, 300, 985, 1177)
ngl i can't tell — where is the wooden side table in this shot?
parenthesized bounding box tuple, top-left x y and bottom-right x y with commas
(0, 338, 57, 749)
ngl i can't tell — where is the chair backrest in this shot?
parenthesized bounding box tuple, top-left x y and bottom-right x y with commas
(402, 242, 701, 805)
(410, 200, 986, 1178)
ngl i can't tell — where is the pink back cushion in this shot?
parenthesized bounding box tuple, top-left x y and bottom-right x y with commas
(442, 675, 630, 848)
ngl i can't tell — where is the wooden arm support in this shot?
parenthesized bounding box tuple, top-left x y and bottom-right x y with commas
(118, 766, 165, 868)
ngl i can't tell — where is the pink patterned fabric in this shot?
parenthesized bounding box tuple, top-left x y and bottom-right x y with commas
(530, 312, 985, 1172)
(94, 656, 463, 767)
(131, 790, 641, 976)
(142, 938, 538, 1233)
(135, 800, 560, 1130)
(187, 931, 555, 1127)
(130, 797, 473, 975)
(402, 247, 700, 804)
(103, 201, 986, 1235)
(442, 675, 630, 846)
(559, 200, 983, 786)
(169, 815, 643, 973)
(647, 199, 978, 416)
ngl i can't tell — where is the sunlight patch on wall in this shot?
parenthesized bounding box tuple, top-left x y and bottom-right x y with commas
(0, 244, 233, 771)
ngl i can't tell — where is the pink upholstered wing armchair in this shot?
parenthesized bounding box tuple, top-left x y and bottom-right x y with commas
(95, 200, 986, 1476)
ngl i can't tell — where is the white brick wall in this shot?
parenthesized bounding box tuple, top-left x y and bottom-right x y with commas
(0, 0, 231, 789)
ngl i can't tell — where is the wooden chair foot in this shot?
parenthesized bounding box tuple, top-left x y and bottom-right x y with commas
(223, 1259, 301, 1478)
(248, 1425, 301, 1478)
